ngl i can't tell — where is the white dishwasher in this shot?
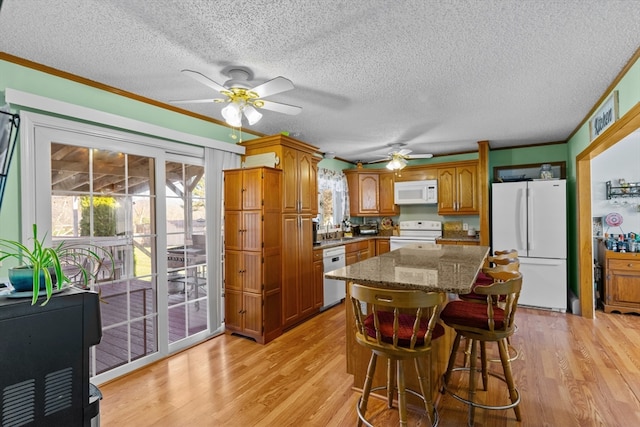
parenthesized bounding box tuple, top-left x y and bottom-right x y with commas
(322, 246, 346, 310)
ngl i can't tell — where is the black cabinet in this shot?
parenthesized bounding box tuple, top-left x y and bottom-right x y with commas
(0, 288, 101, 426)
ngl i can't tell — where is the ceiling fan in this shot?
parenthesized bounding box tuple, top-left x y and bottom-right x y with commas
(170, 67, 302, 127)
(371, 144, 433, 170)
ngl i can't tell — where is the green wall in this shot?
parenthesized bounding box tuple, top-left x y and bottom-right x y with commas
(490, 143, 567, 173)
(565, 56, 640, 297)
(317, 157, 352, 171)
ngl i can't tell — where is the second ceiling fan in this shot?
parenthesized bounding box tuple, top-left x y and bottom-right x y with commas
(372, 144, 433, 170)
(170, 67, 302, 127)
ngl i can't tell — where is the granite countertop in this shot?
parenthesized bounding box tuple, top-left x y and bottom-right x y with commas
(437, 236, 480, 243)
(438, 230, 480, 243)
(325, 243, 490, 293)
(313, 235, 390, 250)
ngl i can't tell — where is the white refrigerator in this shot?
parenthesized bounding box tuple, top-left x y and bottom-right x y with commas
(491, 180, 567, 311)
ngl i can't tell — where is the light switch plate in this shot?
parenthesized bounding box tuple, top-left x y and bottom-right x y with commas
(463, 223, 469, 231)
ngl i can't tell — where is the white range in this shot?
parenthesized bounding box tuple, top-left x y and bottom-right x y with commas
(389, 220, 443, 250)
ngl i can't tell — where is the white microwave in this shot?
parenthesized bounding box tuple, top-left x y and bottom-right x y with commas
(394, 180, 438, 205)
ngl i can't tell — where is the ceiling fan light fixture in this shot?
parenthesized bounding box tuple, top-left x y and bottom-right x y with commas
(221, 102, 242, 127)
(387, 156, 407, 170)
(243, 105, 263, 125)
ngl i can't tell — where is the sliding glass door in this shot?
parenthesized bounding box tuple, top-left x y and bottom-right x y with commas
(47, 141, 160, 376)
(25, 115, 222, 382)
(165, 160, 209, 346)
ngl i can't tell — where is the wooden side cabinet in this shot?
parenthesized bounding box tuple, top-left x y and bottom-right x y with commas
(599, 241, 640, 314)
(224, 167, 283, 344)
(240, 135, 321, 329)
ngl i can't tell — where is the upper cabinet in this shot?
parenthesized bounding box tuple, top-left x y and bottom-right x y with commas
(344, 169, 398, 217)
(240, 135, 320, 215)
(437, 161, 479, 215)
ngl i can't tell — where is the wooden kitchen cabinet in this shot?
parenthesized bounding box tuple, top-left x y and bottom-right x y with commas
(437, 161, 478, 215)
(345, 240, 375, 265)
(378, 172, 398, 215)
(282, 146, 318, 214)
(240, 135, 321, 329)
(599, 241, 640, 314)
(344, 169, 398, 216)
(313, 249, 324, 310)
(282, 214, 316, 327)
(224, 167, 282, 344)
(241, 134, 319, 215)
(436, 239, 480, 246)
(376, 238, 391, 255)
(346, 171, 379, 216)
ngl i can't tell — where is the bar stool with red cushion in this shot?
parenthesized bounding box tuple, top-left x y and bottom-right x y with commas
(349, 283, 446, 427)
(440, 270, 523, 426)
(460, 250, 519, 303)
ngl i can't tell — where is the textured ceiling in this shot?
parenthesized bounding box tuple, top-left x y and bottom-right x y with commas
(1, 0, 639, 163)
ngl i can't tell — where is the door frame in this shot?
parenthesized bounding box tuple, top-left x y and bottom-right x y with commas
(576, 101, 640, 318)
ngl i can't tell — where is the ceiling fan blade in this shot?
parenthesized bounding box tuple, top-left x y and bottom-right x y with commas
(258, 100, 302, 115)
(368, 157, 391, 164)
(169, 98, 226, 104)
(408, 153, 434, 159)
(397, 148, 412, 156)
(181, 69, 227, 93)
(251, 76, 295, 98)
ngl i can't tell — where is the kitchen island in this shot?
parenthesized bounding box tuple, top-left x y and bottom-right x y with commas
(325, 243, 490, 402)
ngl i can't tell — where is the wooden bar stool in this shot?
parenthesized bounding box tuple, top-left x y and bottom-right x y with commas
(463, 249, 519, 298)
(460, 251, 520, 364)
(440, 271, 523, 426)
(349, 283, 446, 427)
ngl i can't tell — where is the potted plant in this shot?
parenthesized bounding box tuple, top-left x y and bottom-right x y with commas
(0, 224, 113, 305)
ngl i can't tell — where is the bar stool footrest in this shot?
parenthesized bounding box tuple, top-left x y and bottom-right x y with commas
(441, 367, 521, 411)
(357, 385, 439, 427)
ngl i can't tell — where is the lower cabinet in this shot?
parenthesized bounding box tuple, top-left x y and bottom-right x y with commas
(376, 238, 390, 255)
(599, 241, 640, 314)
(436, 239, 480, 246)
(346, 240, 375, 265)
(313, 248, 324, 309)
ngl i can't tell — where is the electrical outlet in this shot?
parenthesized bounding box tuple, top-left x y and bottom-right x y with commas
(463, 223, 469, 231)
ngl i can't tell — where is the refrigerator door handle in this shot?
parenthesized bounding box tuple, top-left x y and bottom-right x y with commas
(527, 187, 534, 251)
(516, 187, 527, 250)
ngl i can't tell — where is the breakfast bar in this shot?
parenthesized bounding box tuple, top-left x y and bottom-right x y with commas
(325, 243, 490, 401)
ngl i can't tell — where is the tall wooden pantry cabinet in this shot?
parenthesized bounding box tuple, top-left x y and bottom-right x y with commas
(240, 135, 320, 329)
(223, 166, 282, 344)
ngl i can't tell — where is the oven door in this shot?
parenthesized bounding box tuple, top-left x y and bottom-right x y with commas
(389, 237, 437, 251)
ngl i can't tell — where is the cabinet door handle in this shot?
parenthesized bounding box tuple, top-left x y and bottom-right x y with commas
(629, 263, 634, 268)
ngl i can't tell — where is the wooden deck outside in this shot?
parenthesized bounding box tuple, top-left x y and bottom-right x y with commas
(94, 279, 207, 374)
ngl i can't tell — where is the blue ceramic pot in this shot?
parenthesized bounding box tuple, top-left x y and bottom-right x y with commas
(8, 266, 58, 292)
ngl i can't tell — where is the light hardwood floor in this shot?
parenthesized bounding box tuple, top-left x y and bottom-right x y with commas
(99, 303, 640, 426)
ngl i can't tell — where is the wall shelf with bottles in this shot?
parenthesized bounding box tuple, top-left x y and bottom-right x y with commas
(606, 180, 640, 199)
